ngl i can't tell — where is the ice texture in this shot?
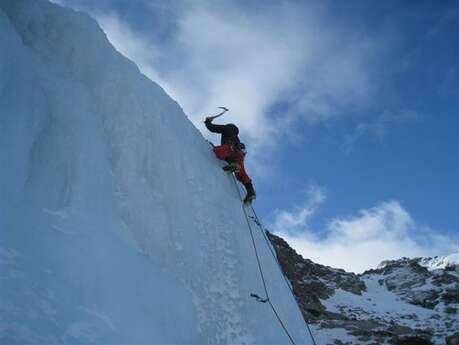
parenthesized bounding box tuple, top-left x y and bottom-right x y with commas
(0, 0, 312, 344)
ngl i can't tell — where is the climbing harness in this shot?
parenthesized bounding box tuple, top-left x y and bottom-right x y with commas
(230, 174, 319, 345)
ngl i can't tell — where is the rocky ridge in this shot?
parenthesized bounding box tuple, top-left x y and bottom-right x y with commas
(267, 232, 459, 345)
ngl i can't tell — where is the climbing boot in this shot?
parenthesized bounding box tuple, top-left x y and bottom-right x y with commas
(243, 183, 256, 204)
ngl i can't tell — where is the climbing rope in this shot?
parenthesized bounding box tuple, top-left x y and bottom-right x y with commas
(230, 176, 298, 345)
(248, 206, 318, 345)
(249, 214, 295, 291)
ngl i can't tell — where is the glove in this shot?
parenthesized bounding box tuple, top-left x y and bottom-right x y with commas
(204, 116, 213, 123)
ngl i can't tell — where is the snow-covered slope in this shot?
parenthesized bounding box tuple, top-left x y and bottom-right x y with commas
(267, 233, 459, 345)
(0, 1, 312, 344)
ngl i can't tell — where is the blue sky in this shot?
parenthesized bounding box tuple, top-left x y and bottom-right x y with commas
(53, 0, 458, 272)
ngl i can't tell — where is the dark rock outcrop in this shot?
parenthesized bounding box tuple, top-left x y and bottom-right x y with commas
(266, 231, 366, 319)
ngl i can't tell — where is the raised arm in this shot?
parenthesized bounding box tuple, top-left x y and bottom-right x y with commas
(204, 118, 228, 134)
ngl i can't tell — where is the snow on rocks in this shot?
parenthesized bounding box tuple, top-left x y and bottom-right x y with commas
(267, 232, 459, 345)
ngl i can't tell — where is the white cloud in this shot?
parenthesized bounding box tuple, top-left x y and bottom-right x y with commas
(272, 196, 459, 273)
(169, 1, 382, 146)
(171, 3, 308, 139)
(272, 184, 326, 233)
(62, 1, 385, 158)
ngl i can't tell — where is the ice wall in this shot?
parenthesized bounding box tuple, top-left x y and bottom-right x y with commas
(0, 0, 312, 344)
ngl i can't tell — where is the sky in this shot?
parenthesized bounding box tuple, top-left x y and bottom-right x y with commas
(52, 0, 459, 273)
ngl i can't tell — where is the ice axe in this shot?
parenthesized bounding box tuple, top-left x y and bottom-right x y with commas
(204, 106, 229, 122)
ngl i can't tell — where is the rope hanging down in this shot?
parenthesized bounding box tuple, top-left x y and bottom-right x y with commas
(230, 175, 297, 345)
(248, 206, 318, 345)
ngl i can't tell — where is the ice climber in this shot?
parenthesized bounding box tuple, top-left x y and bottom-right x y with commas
(205, 117, 256, 204)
